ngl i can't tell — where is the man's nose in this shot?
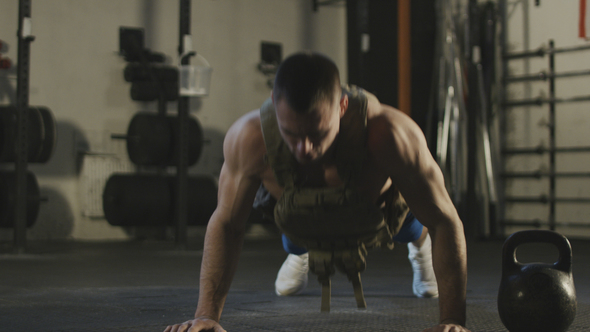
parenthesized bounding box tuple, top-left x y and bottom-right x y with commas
(296, 137, 312, 154)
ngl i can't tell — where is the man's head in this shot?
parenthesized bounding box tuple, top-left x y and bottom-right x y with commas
(271, 52, 348, 164)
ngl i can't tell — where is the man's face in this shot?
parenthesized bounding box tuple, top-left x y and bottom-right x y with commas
(274, 93, 347, 164)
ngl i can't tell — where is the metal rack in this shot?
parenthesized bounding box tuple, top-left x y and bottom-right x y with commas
(106, 0, 202, 249)
(499, 39, 590, 232)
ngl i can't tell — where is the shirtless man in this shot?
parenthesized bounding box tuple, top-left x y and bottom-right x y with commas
(165, 52, 470, 332)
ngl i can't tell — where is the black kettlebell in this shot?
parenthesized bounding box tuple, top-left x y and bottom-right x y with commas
(498, 230, 576, 332)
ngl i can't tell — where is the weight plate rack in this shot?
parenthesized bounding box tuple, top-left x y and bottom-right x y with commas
(3, 1, 57, 253)
(105, 0, 213, 248)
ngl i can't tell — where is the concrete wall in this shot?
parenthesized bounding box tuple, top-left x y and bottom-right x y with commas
(4, 0, 585, 242)
(0, 0, 346, 241)
(501, 0, 590, 238)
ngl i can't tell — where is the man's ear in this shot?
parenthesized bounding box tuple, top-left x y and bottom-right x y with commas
(339, 94, 349, 118)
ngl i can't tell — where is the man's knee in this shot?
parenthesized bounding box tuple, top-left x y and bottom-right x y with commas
(392, 212, 424, 243)
(282, 234, 308, 255)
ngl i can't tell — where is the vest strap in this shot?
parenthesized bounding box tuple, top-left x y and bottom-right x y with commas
(320, 277, 331, 313)
(309, 244, 369, 312)
(351, 273, 366, 309)
(309, 250, 335, 312)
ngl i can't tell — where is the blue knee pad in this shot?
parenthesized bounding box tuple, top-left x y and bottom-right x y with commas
(282, 234, 308, 255)
(391, 211, 424, 243)
(281, 212, 424, 254)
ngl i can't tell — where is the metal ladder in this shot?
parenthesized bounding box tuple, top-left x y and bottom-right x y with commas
(498, 40, 590, 234)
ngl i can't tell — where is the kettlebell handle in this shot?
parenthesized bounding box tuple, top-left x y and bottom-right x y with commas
(502, 230, 572, 273)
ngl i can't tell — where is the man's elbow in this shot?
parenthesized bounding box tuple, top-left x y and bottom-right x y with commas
(206, 208, 248, 240)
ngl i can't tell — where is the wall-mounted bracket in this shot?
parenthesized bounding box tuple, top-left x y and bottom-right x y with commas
(257, 41, 282, 88)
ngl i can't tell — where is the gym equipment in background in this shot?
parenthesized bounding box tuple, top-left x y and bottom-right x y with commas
(103, 173, 217, 227)
(498, 230, 576, 332)
(105, 2, 212, 248)
(112, 112, 204, 167)
(0, 106, 56, 163)
(7, 0, 49, 253)
(0, 171, 41, 228)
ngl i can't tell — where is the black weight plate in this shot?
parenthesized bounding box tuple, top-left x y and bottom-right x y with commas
(124, 63, 152, 82)
(130, 81, 159, 101)
(36, 106, 57, 163)
(0, 107, 17, 162)
(166, 174, 217, 226)
(164, 81, 179, 101)
(0, 171, 41, 228)
(0, 106, 44, 163)
(124, 64, 178, 82)
(0, 107, 10, 161)
(29, 107, 44, 162)
(168, 115, 204, 167)
(103, 174, 172, 226)
(186, 175, 217, 226)
(126, 112, 172, 166)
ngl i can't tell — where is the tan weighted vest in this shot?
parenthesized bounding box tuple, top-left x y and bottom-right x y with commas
(260, 85, 409, 312)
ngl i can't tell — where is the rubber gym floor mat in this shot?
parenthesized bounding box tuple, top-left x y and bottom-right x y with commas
(198, 292, 590, 332)
(2, 237, 590, 331)
(2, 285, 589, 331)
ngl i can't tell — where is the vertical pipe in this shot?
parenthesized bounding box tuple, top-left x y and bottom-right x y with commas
(466, 0, 479, 239)
(522, 0, 531, 137)
(176, 0, 191, 249)
(346, 0, 359, 85)
(398, 0, 411, 115)
(14, 0, 33, 254)
(346, 0, 369, 87)
(548, 39, 556, 231)
(496, 0, 508, 237)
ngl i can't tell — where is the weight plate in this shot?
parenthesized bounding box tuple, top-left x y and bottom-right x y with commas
(126, 112, 172, 166)
(36, 106, 57, 163)
(0, 106, 45, 163)
(0, 171, 41, 228)
(168, 115, 204, 167)
(103, 174, 172, 226)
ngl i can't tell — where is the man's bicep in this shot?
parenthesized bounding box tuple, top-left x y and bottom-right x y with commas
(384, 123, 457, 228)
(212, 113, 264, 228)
(215, 161, 260, 227)
(395, 159, 456, 227)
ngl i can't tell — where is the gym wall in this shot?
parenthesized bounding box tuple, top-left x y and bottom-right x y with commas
(501, 0, 590, 238)
(0, 0, 346, 241)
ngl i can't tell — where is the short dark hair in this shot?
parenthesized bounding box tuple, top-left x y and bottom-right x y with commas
(273, 52, 341, 113)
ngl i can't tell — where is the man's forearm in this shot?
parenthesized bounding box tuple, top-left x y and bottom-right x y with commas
(431, 222, 468, 325)
(195, 212, 246, 321)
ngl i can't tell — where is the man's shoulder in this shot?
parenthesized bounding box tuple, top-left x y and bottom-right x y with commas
(366, 103, 425, 153)
(366, 102, 409, 132)
(227, 110, 264, 150)
(224, 110, 267, 172)
(233, 109, 262, 131)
